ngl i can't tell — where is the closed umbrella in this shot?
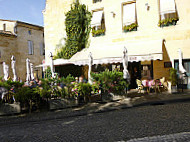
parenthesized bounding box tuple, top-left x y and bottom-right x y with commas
(30, 63, 35, 80)
(26, 58, 31, 84)
(11, 55, 17, 81)
(88, 52, 93, 84)
(178, 48, 186, 74)
(123, 47, 130, 82)
(3, 62, 9, 81)
(178, 48, 187, 92)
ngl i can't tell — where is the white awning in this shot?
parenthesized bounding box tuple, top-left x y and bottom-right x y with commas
(35, 64, 49, 68)
(160, 0, 176, 14)
(91, 10, 103, 27)
(53, 59, 73, 66)
(123, 3, 136, 26)
(70, 40, 163, 66)
(35, 59, 73, 68)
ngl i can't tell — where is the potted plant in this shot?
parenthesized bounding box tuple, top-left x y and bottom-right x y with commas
(168, 68, 178, 93)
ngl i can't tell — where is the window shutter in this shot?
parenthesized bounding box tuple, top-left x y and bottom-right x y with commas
(28, 41, 33, 55)
(40, 43, 44, 55)
(28, 41, 31, 55)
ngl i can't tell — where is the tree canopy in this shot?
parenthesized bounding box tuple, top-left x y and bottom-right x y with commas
(55, 0, 92, 59)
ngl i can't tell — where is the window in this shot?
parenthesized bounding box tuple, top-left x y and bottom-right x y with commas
(93, 0, 102, 3)
(91, 10, 105, 37)
(14, 27, 17, 34)
(28, 30, 32, 35)
(28, 40, 34, 55)
(141, 65, 151, 80)
(159, 0, 178, 27)
(40, 43, 45, 55)
(3, 24, 6, 31)
(123, 2, 138, 32)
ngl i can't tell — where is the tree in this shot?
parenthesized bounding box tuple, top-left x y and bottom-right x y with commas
(55, 0, 92, 59)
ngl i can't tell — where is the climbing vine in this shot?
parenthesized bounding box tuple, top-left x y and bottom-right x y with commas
(55, 0, 92, 59)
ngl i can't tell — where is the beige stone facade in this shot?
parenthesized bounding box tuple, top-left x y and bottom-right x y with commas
(0, 19, 45, 81)
(43, 0, 190, 87)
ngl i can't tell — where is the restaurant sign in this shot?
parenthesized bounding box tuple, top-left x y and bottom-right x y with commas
(129, 55, 154, 62)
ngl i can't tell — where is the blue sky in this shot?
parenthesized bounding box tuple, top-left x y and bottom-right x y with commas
(0, 0, 46, 26)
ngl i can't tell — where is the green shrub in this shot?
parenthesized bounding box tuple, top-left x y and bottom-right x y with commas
(77, 83, 92, 96)
(62, 75, 75, 97)
(45, 67, 52, 79)
(14, 86, 40, 113)
(36, 79, 52, 100)
(91, 70, 128, 95)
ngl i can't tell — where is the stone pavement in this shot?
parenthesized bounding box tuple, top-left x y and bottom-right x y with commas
(1, 101, 190, 141)
(127, 132, 190, 142)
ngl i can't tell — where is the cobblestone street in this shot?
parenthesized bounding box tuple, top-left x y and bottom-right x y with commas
(1, 101, 190, 142)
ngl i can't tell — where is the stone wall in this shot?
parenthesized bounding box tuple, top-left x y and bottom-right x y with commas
(0, 35, 16, 78)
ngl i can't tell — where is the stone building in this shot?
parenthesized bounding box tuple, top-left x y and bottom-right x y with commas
(43, 0, 190, 88)
(0, 19, 45, 81)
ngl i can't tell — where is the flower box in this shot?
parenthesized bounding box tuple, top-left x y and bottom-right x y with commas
(92, 29, 105, 37)
(158, 18, 179, 28)
(123, 23, 138, 32)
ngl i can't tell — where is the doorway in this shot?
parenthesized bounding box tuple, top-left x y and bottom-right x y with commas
(128, 62, 141, 89)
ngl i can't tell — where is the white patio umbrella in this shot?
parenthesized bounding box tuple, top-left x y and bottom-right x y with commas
(11, 55, 17, 81)
(88, 52, 93, 84)
(178, 48, 186, 75)
(122, 47, 130, 82)
(3, 62, 9, 81)
(30, 63, 35, 80)
(26, 58, 31, 84)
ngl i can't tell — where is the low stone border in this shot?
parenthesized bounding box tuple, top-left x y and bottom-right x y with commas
(0, 102, 21, 116)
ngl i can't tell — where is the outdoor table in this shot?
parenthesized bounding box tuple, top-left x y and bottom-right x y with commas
(142, 80, 155, 93)
(142, 80, 150, 93)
